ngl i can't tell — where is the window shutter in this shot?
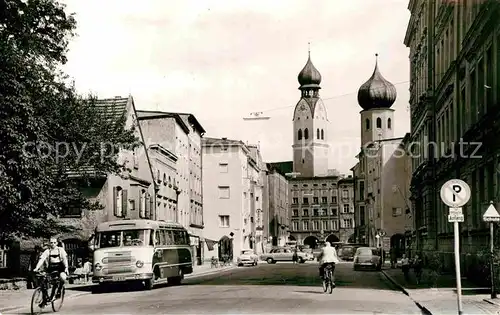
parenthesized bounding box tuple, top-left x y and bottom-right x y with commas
(113, 187, 118, 216)
(122, 189, 128, 217)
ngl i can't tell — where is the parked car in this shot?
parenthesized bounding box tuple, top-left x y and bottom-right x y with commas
(237, 249, 259, 266)
(339, 245, 356, 261)
(353, 247, 382, 271)
(260, 247, 308, 264)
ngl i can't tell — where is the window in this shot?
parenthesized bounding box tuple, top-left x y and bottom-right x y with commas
(313, 221, 319, 230)
(293, 221, 299, 231)
(321, 129, 324, 140)
(303, 221, 309, 230)
(314, 209, 319, 216)
(219, 163, 228, 173)
(218, 186, 230, 199)
(360, 206, 366, 226)
(332, 220, 339, 230)
(0, 245, 7, 268)
(303, 209, 309, 216)
(317, 128, 320, 139)
(313, 197, 318, 204)
(331, 208, 338, 216)
(293, 209, 298, 216)
(304, 128, 309, 139)
(298, 129, 302, 140)
(342, 204, 350, 213)
(365, 118, 370, 130)
(387, 118, 392, 129)
(303, 197, 309, 204)
(376, 117, 382, 128)
(113, 186, 127, 217)
(332, 196, 337, 203)
(292, 198, 299, 204)
(322, 221, 328, 230)
(219, 215, 230, 227)
(342, 190, 349, 198)
(359, 181, 365, 198)
(392, 207, 402, 217)
(342, 219, 353, 228)
(320, 209, 326, 216)
(321, 197, 327, 203)
(139, 189, 147, 218)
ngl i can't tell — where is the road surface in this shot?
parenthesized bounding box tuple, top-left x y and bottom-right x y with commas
(16, 262, 424, 314)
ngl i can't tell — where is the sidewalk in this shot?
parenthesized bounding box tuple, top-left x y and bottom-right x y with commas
(382, 267, 500, 314)
(0, 263, 236, 313)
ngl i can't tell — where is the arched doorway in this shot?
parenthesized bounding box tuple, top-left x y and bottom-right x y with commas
(218, 236, 233, 262)
(303, 236, 319, 249)
(390, 233, 405, 258)
(325, 234, 340, 244)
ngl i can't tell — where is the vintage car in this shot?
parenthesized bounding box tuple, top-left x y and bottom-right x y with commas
(260, 247, 309, 264)
(237, 249, 259, 266)
(353, 247, 382, 271)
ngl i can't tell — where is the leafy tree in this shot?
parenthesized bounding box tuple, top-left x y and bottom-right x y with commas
(0, 0, 139, 240)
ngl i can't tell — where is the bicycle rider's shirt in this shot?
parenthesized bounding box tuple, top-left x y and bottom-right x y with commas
(39, 247, 68, 270)
(319, 246, 340, 264)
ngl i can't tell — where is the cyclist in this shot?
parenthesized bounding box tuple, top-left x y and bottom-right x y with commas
(318, 241, 340, 287)
(33, 237, 69, 301)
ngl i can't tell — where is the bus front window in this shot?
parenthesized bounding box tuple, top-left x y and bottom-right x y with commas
(99, 232, 122, 248)
(97, 230, 150, 248)
(123, 230, 147, 246)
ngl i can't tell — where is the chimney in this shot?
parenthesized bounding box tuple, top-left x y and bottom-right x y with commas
(222, 137, 227, 140)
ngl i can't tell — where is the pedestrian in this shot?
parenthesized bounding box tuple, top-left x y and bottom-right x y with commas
(412, 254, 423, 284)
(390, 248, 397, 268)
(401, 254, 410, 282)
(292, 247, 298, 264)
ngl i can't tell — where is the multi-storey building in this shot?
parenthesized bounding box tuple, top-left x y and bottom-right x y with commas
(285, 52, 355, 247)
(202, 137, 263, 261)
(338, 177, 355, 243)
(351, 56, 411, 255)
(263, 163, 290, 247)
(137, 110, 206, 265)
(404, 0, 500, 272)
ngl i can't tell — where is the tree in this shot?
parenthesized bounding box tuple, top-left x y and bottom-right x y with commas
(0, 0, 139, 239)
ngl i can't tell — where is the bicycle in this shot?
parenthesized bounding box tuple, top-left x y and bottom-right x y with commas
(322, 263, 335, 294)
(31, 271, 66, 315)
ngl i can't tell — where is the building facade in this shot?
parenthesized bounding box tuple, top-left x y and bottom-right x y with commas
(263, 163, 290, 248)
(404, 0, 500, 272)
(201, 137, 263, 262)
(351, 56, 411, 255)
(137, 110, 206, 265)
(338, 177, 355, 243)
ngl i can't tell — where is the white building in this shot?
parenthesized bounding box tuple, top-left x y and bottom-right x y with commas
(202, 137, 263, 262)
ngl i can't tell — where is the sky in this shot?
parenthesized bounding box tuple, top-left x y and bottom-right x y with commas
(61, 0, 411, 175)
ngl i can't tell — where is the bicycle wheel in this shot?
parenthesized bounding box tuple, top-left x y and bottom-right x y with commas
(52, 285, 65, 312)
(328, 278, 333, 294)
(322, 270, 330, 293)
(30, 287, 45, 315)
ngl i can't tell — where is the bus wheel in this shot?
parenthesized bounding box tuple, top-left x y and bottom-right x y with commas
(168, 270, 183, 286)
(144, 279, 153, 290)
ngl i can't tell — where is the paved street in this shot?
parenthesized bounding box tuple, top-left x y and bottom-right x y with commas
(9, 262, 423, 314)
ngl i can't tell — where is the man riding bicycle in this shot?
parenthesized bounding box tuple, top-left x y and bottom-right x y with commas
(33, 237, 69, 301)
(317, 241, 340, 286)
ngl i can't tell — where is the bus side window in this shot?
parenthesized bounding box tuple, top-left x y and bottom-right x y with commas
(164, 230, 174, 245)
(184, 231, 190, 245)
(153, 230, 161, 246)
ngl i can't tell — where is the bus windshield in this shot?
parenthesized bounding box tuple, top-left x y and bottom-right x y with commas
(98, 229, 151, 248)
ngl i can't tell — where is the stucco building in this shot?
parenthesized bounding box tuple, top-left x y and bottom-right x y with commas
(263, 163, 290, 248)
(404, 0, 500, 273)
(201, 137, 264, 262)
(350, 56, 411, 255)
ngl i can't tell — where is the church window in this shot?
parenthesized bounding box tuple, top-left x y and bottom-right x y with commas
(321, 129, 324, 140)
(298, 129, 302, 140)
(387, 118, 392, 129)
(376, 117, 382, 128)
(304, 128, 309, 139)
(316, 128, 320, 139)
(365, 118, 370, 130)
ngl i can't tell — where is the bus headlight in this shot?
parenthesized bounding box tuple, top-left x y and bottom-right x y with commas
(95, 263, 102, 271)
(136, 260, 144, 268)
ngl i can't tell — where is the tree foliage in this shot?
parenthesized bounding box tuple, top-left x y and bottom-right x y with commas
(0, 0, 139, 239)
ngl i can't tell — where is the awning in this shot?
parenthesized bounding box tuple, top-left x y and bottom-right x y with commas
(205, 239, 217, 251)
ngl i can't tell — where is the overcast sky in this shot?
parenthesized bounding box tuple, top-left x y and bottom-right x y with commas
(62, 0, 411, 174)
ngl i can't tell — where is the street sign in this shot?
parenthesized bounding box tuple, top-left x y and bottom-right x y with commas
(449, 207, 463, 215)
(440, 179, 471, 207)
(483, 203, 500, 222)
(448, 213, 464, 222)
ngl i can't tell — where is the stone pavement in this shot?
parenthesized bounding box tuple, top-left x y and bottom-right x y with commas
(382, 267, 500, 314)
(0, 263, 236, 314)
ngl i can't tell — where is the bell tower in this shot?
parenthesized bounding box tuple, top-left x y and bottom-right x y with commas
(292, 48, 329, 177)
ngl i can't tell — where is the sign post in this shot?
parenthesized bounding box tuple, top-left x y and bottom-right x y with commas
(440, 179, 471, 315)
(483, 201, 500, 299)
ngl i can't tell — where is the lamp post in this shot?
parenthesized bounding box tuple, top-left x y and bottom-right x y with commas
(483, 201, 500, 299)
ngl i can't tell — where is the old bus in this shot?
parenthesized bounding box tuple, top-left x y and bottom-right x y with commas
(92, 219, 193, 290)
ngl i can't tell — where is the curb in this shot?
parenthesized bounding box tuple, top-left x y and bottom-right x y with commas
(0, 291, 89, 314)
(483, 298, 500, 307)
(381, 270, 432, 315)
(185, 265, 238, 279)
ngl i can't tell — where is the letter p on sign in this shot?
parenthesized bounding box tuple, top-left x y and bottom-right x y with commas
(440, 179, 471, 208)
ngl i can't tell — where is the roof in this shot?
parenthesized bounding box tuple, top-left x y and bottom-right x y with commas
(176, 113, 206, 134)
(96, 219, 185, 232)
(91, 96, 129, 128)
(266, 161, 293, 177)
(202, 137, 246, 147)
(136, 110, 190, 134)
(338, 176, 354, 184)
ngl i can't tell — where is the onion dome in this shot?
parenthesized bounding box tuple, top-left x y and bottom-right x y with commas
(357, 54, 397, 110)
(298, 50, 322, 90)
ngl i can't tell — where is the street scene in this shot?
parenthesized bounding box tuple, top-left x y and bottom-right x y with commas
(1, 0, 500, 314)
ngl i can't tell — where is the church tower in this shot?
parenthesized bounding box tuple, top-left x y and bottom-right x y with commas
(357, 54, 397, 146)
(292, 50, 329, 178)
